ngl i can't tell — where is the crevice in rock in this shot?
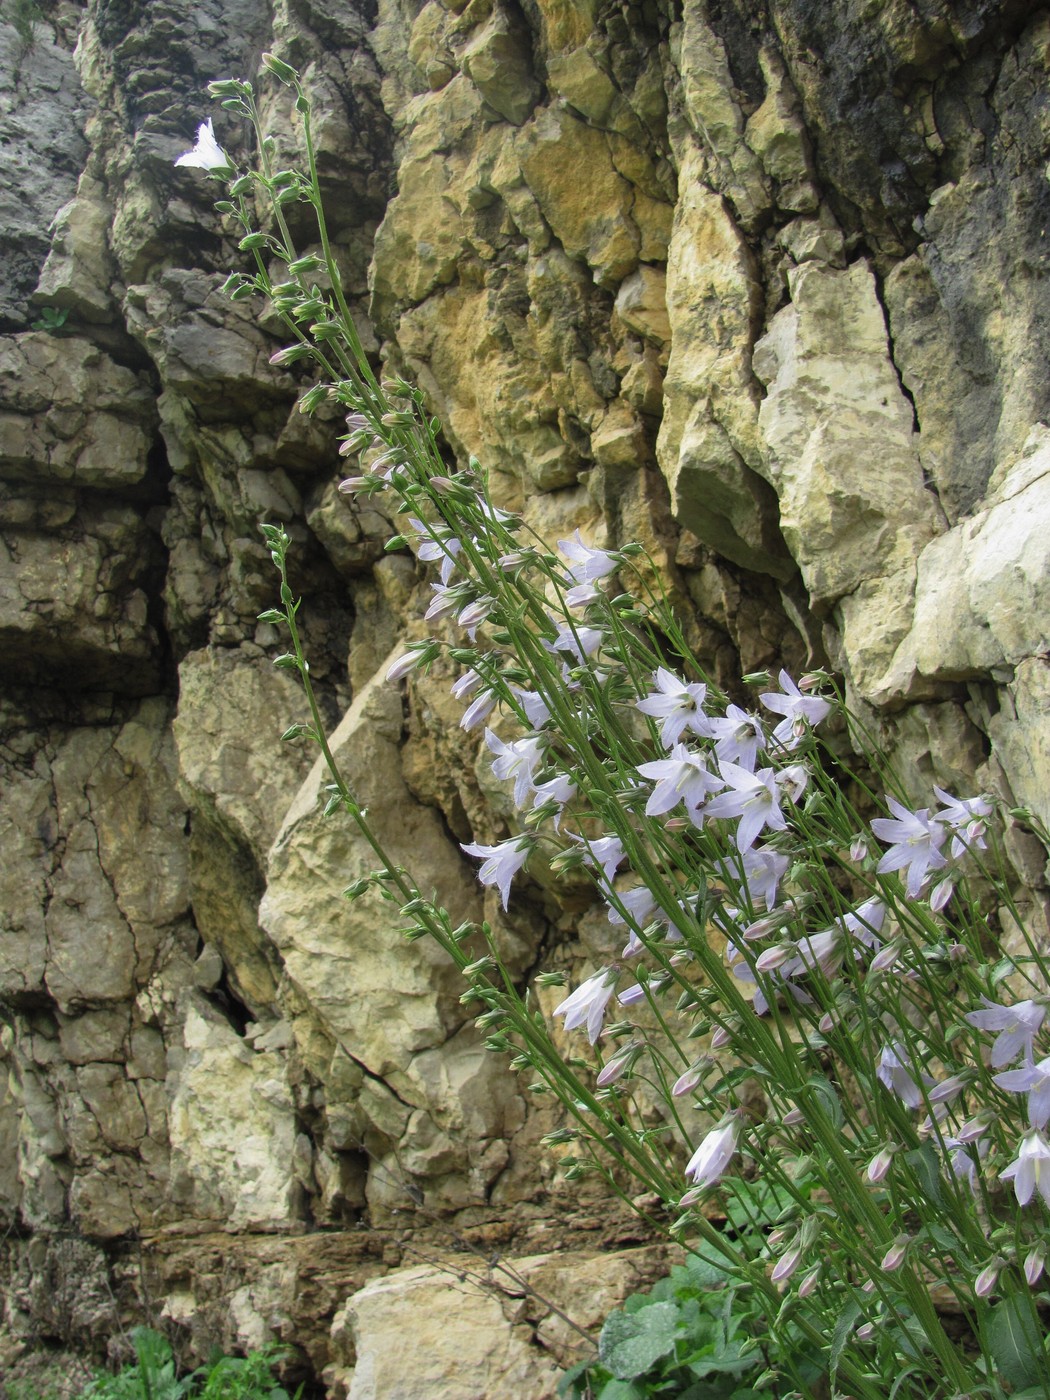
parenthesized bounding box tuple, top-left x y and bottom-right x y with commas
(200, 962, 254, 1038)
(870, 260, 920, 438)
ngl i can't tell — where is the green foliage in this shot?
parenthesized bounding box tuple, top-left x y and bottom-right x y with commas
(30, 305, 69, 333)
(560, 1222, 826, 1400)
(0, 0, 42, 52)
(71, 1332, 298, 1400)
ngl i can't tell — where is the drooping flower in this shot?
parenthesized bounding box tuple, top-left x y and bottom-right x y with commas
(684, 1113, 741, 1189)
(553, 968, 619, 1044)
(993, 1054, 1050, 1129)
(459, 688, 499, 730)
(531, 772, 576, 828)
(485, 728, 545, 810)
(843, 897, 886, 950)
(408, 515, 462, 583)
(876, 1042, 933, 1109)
(933, 786, 993, 858)
(509, 686, 551, 729)
(759, 670, 832, 749)
(966, 997, 1047, 1069)
(635, 667, 711, 749)
(557, 528, 619, 584)
(174, 118, 231, 171)
(545, 623, 604, 664)
(870, 797, 948, 899)
(571, 833, 625, 888)
(783, 927, 846, 981)
(461, 835, 532, 909)
(721, 845, 789, 912)
(1000, 1130, 1050, 1207)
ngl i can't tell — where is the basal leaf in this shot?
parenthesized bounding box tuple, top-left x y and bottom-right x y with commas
(599, 1301, 681, 1380)
(986, 1295, 1049, 1390)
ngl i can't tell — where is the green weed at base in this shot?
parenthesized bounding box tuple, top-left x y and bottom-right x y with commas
(15, 1332, 302, 1400)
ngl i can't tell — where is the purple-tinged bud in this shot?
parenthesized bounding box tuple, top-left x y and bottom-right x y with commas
(869, 940, 902, 974)
(930, 878, 954, 912)
(338, 476, 368, 494)
(755, 943, 795, 972)
(866, 1144, 897, 1183)
(596, 1042, 641, 1087)
(856, 1322, 875, 1342)
(711, 1025, 732, 1050)
(881, 1236, 910, 1273)
(770, 1242, 804, 1284)
(974, 1259, 1002, 1299)
(957, 1110, 996, 1144)
(672, 1065, 704, 1097)
(1025, 1245, 1046, 1287)
(783, 1107, 804, 1126)
(929, 1073, 970, 1105)
(457, 597, 494, 630)
(797, 1266, 821, 1298)
(850, 836, 869, 863)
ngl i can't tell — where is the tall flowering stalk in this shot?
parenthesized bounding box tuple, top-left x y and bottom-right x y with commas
(182, 61, 1050, 1398)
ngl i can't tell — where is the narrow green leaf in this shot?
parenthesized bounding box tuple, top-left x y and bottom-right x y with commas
(829, 1300, 862, 1384)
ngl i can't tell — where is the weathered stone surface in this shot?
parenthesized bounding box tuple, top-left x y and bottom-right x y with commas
(332, 1263, 554, 1399)
(0, 9, 92, 327)
(876, 428, 1050, 699)
(168, 1004, 305, 1230)
(0, 334, 155, 487)
(0, 503, 162, 693)
(657, 149, 788, 578)
(4, 0, 1050, 1391)
(174, 647, 313, 862)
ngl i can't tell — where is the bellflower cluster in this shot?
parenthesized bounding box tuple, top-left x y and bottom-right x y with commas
(201, 59, 1050, 1399)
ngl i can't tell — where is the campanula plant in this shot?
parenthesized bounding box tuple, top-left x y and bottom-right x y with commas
(176, 59, 1050, 1398)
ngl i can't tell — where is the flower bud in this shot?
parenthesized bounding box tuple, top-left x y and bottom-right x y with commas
(880, 1236, 910, 1273)
(797, 1266, 821, 1299)
(974, 1259, 1002, 1298)
(770, 1242, 804, 1284)
(866, 1143, 897, 1183)
(1025, 1244, 1046, 1287)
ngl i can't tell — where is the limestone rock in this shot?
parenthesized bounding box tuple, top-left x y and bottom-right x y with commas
(33, 174, 118, 324)
(754, 259, 943, 606)
(174, 647, 314, 863)
(168, 1003, 304, 1230)
(878, 428, 1050, 701)
(261, 658, 473, 1069)
(657, 149, 789, 579)
(0, 334, 155, 488)
(0, 12, 92, 325)
(333, 1263, 557, 1400)
(518, 107, 641, 287)
(460, 4, 540, 127)
(673, 2, 770, 230)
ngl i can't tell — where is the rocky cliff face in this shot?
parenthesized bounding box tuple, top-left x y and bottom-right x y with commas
(2, 0, 1050, 1393)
